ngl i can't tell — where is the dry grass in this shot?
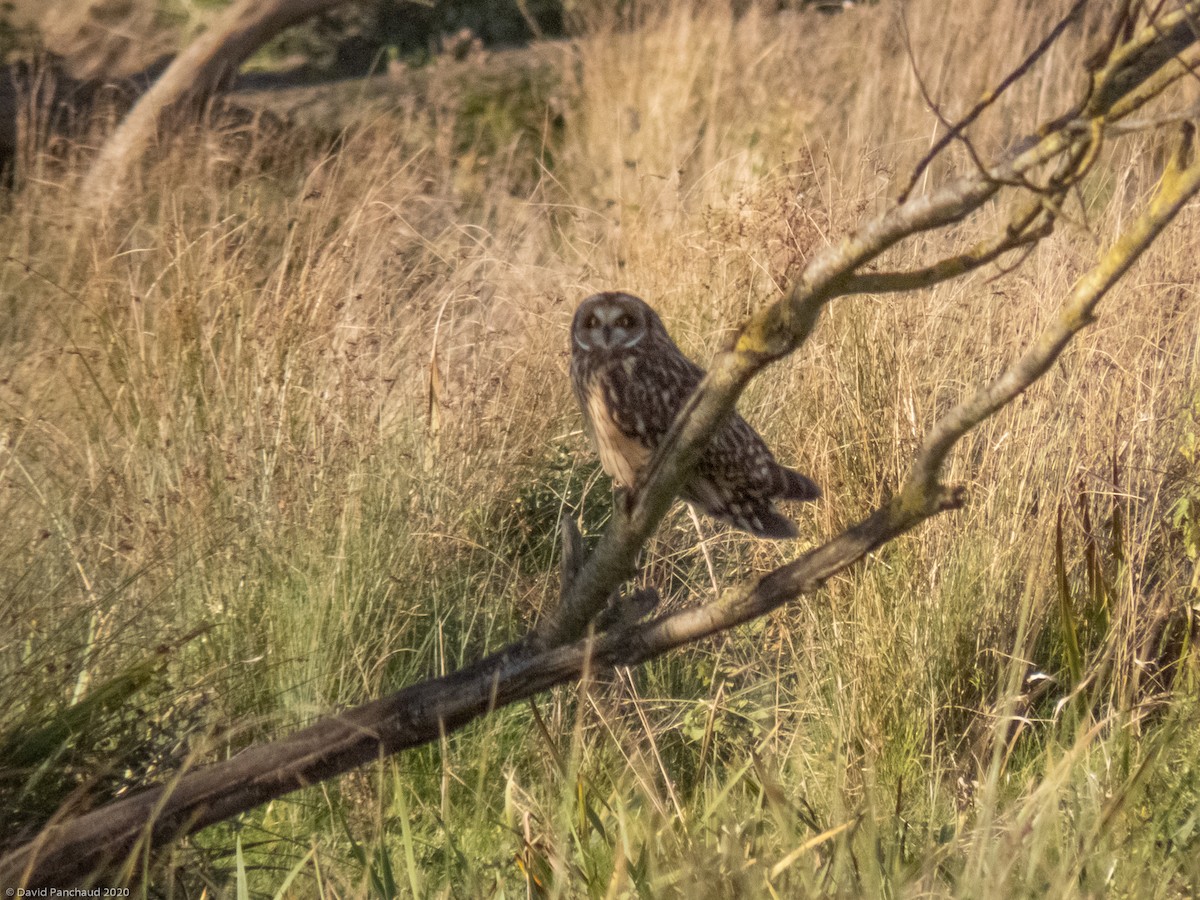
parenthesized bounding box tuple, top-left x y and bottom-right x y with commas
(1, 0, 1199, 895)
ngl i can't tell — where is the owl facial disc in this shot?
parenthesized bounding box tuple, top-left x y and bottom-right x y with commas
(572, 293, 651, 351)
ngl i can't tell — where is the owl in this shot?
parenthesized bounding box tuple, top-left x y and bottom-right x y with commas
(570, 291, 820, 539)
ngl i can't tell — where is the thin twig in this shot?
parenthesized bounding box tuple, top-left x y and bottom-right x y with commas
(897, 0, 1091, 203)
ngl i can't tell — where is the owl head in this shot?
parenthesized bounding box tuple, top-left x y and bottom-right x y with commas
(571, 292, 669, 352)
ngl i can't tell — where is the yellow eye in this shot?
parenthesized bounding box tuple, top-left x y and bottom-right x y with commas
(617, 314, 634, 328)
(585, 314, 598, 329)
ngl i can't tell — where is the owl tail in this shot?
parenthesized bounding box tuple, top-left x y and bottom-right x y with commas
(748, 505, 801, 540)
(779, 466, 821, 502)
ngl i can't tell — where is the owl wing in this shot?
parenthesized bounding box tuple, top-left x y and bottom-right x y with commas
(684, 412, 821, 540)
(578, 343, 819, 540)
(602, 351, 705, 446)
(609, 351, 811, 529)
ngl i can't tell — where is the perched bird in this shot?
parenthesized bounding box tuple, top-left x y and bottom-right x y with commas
(570, 291, 820, 539)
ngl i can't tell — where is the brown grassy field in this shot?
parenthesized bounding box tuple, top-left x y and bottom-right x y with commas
(2, 0, 1199, 895)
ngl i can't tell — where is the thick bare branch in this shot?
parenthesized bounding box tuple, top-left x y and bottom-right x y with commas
(1087, 2, 1200, 116)
(905, 122, 1200, 499)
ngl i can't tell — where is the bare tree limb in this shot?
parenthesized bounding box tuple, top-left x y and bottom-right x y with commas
(79, 0, 357, 212)
(5, 2, 1200, 888)
(1087, 1, 1200, 115)
(896, 0, 1091, 203)
(905, 121, 1200, 498)
(841, 195, 1053, 295)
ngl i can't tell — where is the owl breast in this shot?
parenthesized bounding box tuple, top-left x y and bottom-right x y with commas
(585, 379, 651, 489)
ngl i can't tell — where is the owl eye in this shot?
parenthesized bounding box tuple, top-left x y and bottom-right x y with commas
(617, 314, 634, 328)
(585, 314, 598, 329)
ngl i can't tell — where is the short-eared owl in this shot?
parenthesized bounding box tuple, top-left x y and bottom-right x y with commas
(570, 291, 820, 539)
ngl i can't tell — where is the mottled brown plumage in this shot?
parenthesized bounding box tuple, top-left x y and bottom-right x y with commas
(570, 292, 820, 539)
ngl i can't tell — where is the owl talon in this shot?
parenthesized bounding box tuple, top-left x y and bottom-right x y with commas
(621, 486, 637, 517)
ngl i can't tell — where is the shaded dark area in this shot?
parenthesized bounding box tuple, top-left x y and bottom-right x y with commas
(0, 51, 240, 190)
(312, 0, 565, 68)
(0, 638, 211, 859)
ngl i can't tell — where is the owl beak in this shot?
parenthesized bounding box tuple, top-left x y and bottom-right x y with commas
(601, 325, 614, 347)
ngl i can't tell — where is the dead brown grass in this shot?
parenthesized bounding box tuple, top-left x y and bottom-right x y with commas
(2, 0, 1199, 894)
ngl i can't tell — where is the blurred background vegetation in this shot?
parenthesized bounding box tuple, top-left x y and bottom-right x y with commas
(0, 0, 1198, 896)
(1, 0, 562, 75)
(0, 1, 853, 79)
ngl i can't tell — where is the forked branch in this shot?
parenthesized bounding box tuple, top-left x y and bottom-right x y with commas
(539, 0, 1200, 648)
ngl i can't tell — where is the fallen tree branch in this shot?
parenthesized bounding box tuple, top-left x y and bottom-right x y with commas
(5, 2, 1199, 888)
